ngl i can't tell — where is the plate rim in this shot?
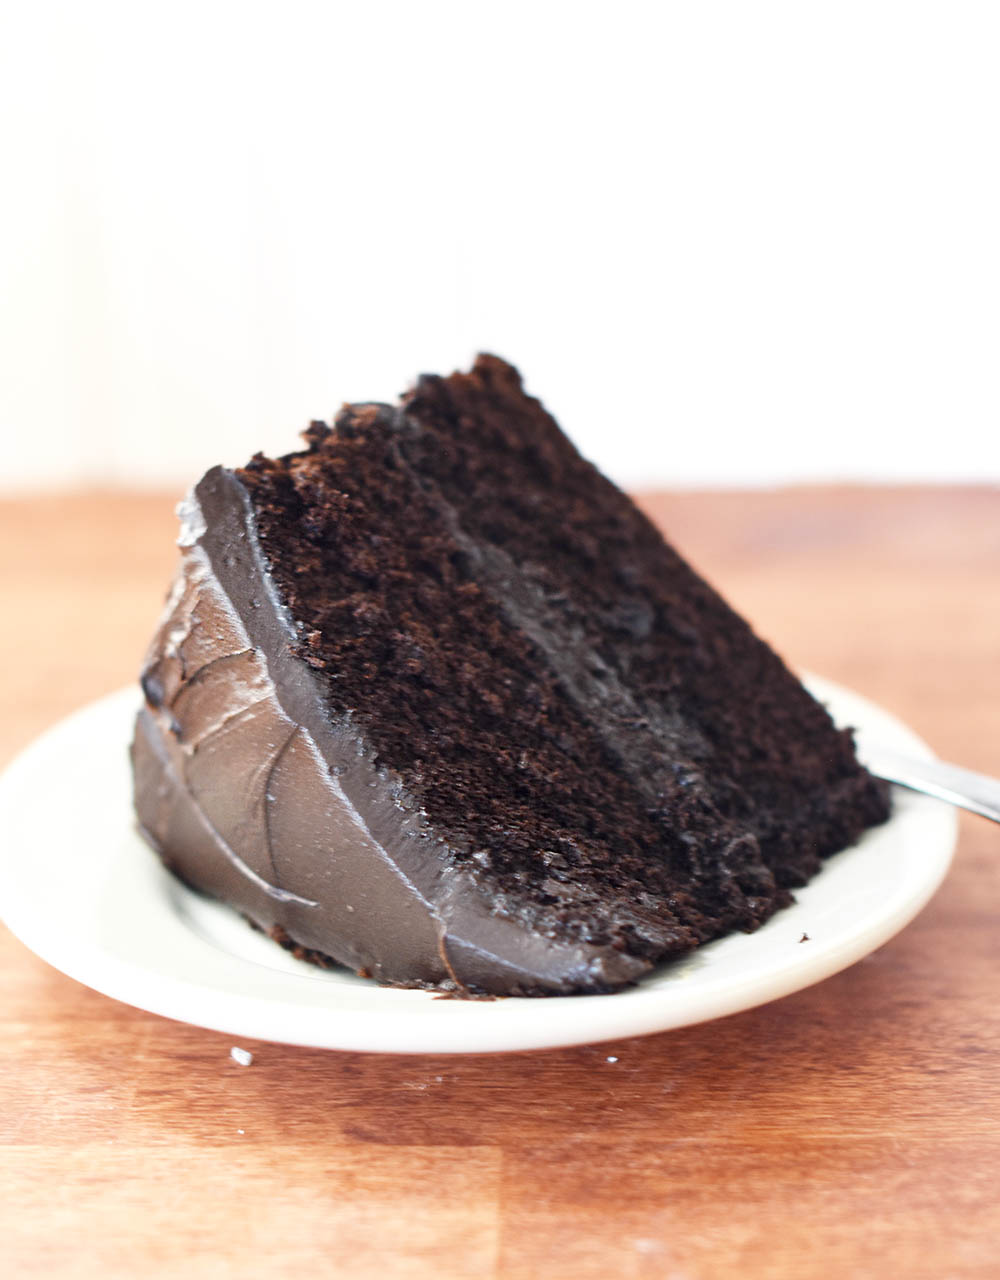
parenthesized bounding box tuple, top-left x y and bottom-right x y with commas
(0, 677, 958, 1054)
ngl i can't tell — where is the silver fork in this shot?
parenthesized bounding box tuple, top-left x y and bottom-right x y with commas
(863, 748, 1000, 824)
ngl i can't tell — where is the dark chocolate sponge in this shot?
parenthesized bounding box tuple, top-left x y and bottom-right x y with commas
(131, 355, 889, 996)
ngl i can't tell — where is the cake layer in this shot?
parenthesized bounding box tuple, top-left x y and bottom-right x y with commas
(396, 358, 888, 887)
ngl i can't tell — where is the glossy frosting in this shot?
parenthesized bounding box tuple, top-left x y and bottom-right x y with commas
(131, 467, 650, 994)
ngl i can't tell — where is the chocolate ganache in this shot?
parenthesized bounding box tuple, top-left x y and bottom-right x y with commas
(132, 355, 889, 996)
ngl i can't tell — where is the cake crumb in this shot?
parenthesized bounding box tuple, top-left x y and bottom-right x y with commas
(799, 932, 810, 943)
(230, 1046, 254, 1066)
(606, 1055, 619, 1064)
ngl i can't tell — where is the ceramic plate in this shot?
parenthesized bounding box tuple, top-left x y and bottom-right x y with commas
(0, 677, 956, 1054)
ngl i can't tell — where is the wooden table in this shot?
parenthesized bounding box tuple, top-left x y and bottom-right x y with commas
(1, 488, 998, 1279)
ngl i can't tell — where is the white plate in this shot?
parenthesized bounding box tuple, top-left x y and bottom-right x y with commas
(0, 677, 956, 1054)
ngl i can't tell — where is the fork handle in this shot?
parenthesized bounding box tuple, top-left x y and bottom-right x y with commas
(864, 748, 1000, 824)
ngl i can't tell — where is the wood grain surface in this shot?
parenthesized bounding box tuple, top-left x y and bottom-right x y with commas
(1, 487, 998, 1280)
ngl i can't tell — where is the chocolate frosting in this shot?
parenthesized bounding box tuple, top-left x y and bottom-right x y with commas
(131, 467, 650, 994)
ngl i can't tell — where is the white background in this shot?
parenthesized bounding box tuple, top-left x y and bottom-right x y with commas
(2, 1, 998, 492)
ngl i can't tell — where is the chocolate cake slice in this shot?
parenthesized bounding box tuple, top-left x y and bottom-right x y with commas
(131, 354, 889, 996)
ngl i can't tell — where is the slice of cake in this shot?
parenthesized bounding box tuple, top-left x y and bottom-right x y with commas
(131, 354, 889, 996)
